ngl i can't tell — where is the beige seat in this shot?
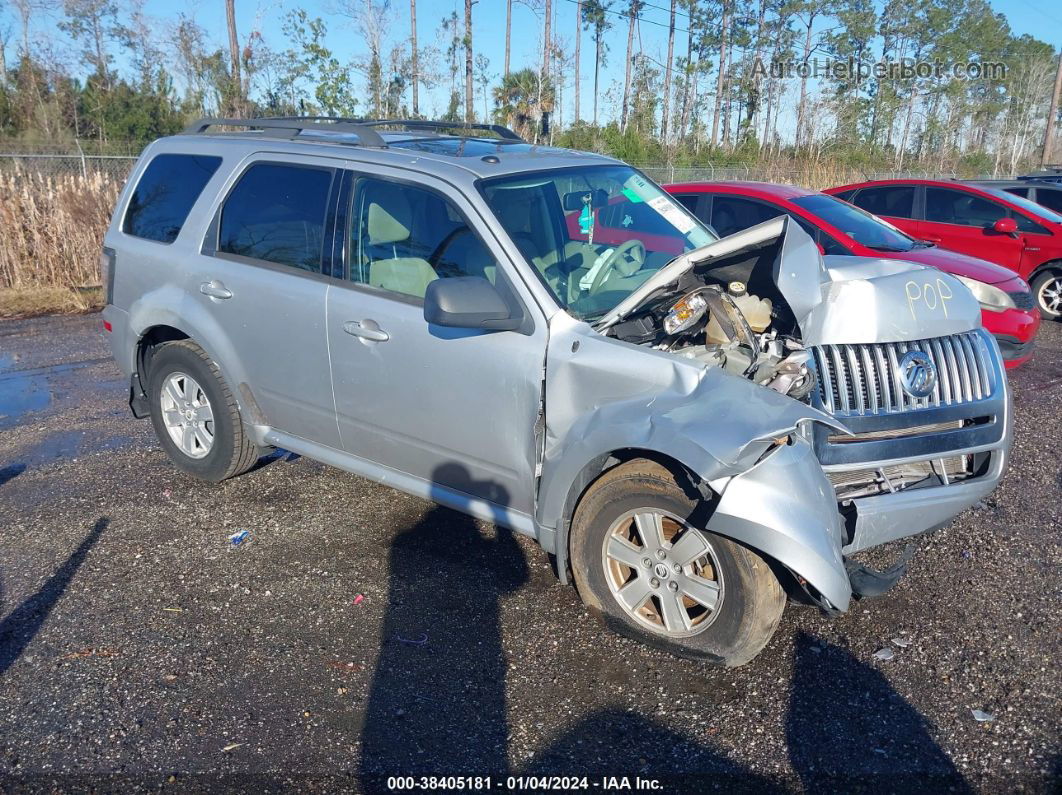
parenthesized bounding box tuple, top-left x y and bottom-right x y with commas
(365, 184, 438, 298)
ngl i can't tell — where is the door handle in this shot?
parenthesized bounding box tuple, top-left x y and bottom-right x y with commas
(343, 320, 389, 342)
(200, 280, 233, 300)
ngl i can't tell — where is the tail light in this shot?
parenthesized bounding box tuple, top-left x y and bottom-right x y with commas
(100, 247, 116, 305)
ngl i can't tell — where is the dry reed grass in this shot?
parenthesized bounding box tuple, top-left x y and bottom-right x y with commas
(0, 168, 120, 292)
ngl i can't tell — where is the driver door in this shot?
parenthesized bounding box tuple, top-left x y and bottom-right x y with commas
(325, 168, 547, 518)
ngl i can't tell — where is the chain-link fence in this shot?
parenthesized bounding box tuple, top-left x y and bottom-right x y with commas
(0, 152, 138, 180)
(0, 144, 980, 188)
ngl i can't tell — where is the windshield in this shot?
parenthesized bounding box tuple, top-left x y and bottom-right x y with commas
(980, 186, 1062, 223)
(792, 193, 919, 252)
(479, 165, 716, 320)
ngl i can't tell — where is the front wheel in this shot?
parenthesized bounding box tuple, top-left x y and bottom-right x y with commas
(569, 459, 786, 666)
(1031, 269, 1062, 320)
(147, 340, 262, 482)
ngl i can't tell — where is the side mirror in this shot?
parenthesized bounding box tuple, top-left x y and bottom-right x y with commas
(992, 217, 1018, 237)
(424, 277, 522, 331)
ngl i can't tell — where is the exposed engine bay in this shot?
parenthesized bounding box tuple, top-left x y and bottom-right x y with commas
(603, 229, 818, 401)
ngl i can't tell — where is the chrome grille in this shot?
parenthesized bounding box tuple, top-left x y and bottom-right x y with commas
(812, 332, 996, 416)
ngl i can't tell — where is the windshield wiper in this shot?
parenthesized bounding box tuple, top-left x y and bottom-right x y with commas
(865, 244, 910, 253)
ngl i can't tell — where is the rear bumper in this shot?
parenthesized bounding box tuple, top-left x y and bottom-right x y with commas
(101, 304, 134, 377)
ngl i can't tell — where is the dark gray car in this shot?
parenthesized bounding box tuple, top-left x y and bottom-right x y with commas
(101, 118, 1011, 665)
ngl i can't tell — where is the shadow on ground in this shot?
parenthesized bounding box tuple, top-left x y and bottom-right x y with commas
(0, 517, 108, 677)
(358, 465, 969, 791)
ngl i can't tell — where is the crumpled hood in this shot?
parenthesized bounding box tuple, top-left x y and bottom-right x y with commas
(797, 254, 982, 345)
(597, 216, 982, 345)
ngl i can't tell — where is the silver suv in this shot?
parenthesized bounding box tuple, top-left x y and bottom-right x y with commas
(102, 118, 1011, 665)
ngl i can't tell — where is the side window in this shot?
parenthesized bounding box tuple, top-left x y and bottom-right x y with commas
(851, 186, 915, 218)
(832, 189, 856, 202)
(1009, 211, 1046, 234)
(788, 214, 847, 254)
(1033, 189, 1062, 214)
(123, 153, 221, 243)
(672, 193, 702, 216)
(218, 163, 333, 272)
(709, 197, 782, 238)
(925, 188, 1006, 227)
(350, 178, 500, 299)
(1005, 187, 1029, 198)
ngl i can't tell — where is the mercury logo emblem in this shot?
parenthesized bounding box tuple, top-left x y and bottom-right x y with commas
(898, 350, 937, 398)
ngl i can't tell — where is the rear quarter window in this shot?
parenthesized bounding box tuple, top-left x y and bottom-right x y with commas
(123, 153, 222, 243)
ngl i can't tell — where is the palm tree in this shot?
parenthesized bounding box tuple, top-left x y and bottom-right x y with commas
(581, 0, 612, 127)
(493, 67, 555, 141)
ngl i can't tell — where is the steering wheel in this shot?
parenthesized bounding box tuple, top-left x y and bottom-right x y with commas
(586, 239, 646, 295)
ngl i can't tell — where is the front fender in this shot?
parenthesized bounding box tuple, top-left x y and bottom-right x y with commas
(536, 316, 846, 534)
(707, 437, 851, 611)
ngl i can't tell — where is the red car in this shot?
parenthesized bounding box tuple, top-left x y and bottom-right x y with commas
(825, 178, 1062, 321)
(665, 181, 1040, 368)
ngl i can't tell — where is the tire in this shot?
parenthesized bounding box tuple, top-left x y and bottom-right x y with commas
(146, 340, 261, 482)
(1031, 269, 1062, 320)
(569, 459, 785, 666)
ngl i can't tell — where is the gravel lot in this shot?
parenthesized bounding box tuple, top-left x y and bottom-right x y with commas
(0, 313, 1059, 792)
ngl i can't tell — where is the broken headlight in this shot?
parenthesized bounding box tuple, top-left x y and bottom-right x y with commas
(663, 292, 708, 335)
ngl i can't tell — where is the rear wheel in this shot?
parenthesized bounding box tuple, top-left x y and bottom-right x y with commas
(569, 459, 786, 666)
(1031, 269, 1062, 320)
(147, 340, 261, 482)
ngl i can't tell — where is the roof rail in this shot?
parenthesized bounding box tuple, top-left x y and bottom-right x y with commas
(350, 118, 525, 141)
(182, 117, 387, 148)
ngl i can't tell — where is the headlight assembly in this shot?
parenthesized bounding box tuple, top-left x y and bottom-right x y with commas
(954, 275, 1016, 312)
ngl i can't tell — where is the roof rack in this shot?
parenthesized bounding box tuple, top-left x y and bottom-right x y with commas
(182, 117, 525, 147)
(182, 117, 387, 147)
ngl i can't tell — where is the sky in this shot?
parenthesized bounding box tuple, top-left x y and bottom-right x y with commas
(3, 0, 1060, 131)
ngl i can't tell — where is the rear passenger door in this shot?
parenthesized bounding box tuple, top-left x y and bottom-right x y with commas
(325, 168, 547, 520)
(921, 187, 1025, 269)
(193, 155, 340, 445)
(847, 184, 921, 237)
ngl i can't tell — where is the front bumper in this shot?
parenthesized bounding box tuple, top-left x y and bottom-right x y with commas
(836, 443, 1007, 553)
(980, 305, 1040, 368)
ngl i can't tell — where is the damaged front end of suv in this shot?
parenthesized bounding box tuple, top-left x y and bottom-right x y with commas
(535, 214, 1011, 621)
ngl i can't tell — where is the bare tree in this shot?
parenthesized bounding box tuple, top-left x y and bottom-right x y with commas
(541, 0, 551, 82)
(410, 0, 419, 116)
(711, 0, 729, 148)
(464, 0, 473, 121)
(573, 0, 581, 123)
(0, 25, 9, 85)
(1044, 49, 1062, 166)
(620, 1, 642, 132)
(339, 0, 390, 117)
(660, 0, 675, 143)
(504, 0, 512, 76)
(225, 0, 243, 115)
